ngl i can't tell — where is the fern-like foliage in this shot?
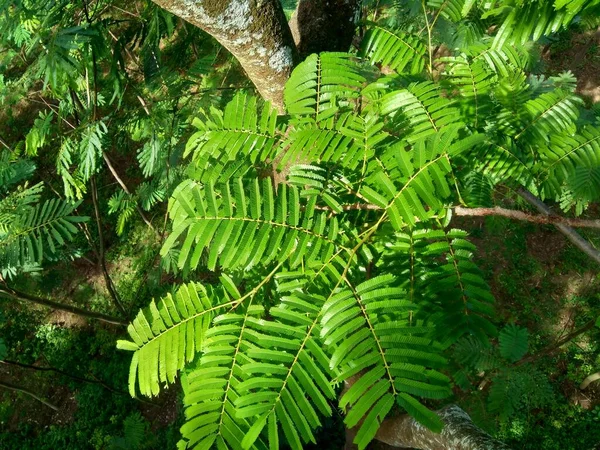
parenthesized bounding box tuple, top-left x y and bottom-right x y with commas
(184, 93, 281, 183)
(453, 335, 498, 372)
(423, 229, 497, 345)
(230, 275, 336, 450)
(439, 55, 494, 126)
(361, 126, 483, 229)
(540, 125, 600, 201)
(380, 228, 497, 346)
(161, 177, 348, 274)
(0, 183, 87, 277)
(177, 269, 338, 450)
(284, 53, 365, 121)
(361, 26, 427, 75)
(498, 324, 528, 362)
(379, 82, 462, 142)
(108, 191, 136, 236)
(120, 47, 498, 448)
(514, 90, 581, 144)
(177, 304, 269, 450)
(119, 3, 600, 442)
(488, 367, 554, 422)
(0, 150, 35, 190)
(321, 274, 451, 446)
(110, 412, 146, 450)
(117, 281, 239, 397)
(488, 0, 600, 48)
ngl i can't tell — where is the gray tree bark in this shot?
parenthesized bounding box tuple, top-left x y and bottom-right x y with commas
(368, 405, 511, 450)
(343, 373, 510, 449)
(151, 0, 298, 113)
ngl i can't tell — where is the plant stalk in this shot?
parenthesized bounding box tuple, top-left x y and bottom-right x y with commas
(90, 176, 127, 317)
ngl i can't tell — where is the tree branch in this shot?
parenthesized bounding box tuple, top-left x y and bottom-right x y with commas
(151, 0, 298, 113)
(517, 189, 600, 265)
(0, 283, 127, 326)
(289, 0, 360, 57)
(0, 380, 59, 411)
(580, 371, 600, 390)
(90, 176, 127, 317)
(454, 206, 600, 229)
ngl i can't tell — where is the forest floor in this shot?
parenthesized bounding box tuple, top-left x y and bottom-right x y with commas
(544, 27, 600, 104)
(451, 211, 600, 448)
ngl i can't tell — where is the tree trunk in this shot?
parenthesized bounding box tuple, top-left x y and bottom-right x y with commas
(368, 405, 511, 450)
(289, 0, 361, 57)
(151, 0, 298, 113)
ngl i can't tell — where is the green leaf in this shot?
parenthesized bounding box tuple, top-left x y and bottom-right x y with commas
(499, 324, 529, 362)
(119, 283, 230, 397)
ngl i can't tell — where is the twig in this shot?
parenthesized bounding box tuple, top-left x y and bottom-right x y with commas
(39, 96, 76, 130)
(422, 0, 434, 79)
(516, 318, 597, 366)
(0, 133, 11, 150)
(90, 176, 127, 317)
(0, 380, 59, 411)
(314, 203, 383, 212)
(2, 359, 108, 387)
(102, 151, 157, 233)
(110, 4, 142, 18)
(0, 359, 157, 406)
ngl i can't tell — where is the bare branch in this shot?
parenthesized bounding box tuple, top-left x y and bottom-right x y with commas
(518, 189, 600, 266)
(0, 380, 59, 411)
(0, 283, 127, 326)
(454, 206, 600, 229)
(101, 151, 157, 234)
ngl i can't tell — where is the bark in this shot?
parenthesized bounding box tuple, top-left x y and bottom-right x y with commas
(151, 0, 298, 112)
(0, 284, 127, 326)
(517, 189, 600, 265)
(289, 0, 361, 57)
(580, 371, 600, 390)
(344, 404, 510, 450)
(369, 405, 511, 450)
(343, 374, 509, 449)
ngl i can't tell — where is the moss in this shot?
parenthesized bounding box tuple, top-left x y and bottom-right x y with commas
(199, 0, 230, 17)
